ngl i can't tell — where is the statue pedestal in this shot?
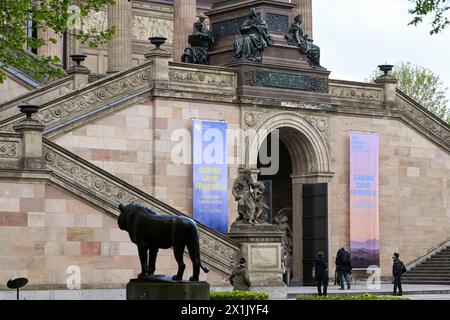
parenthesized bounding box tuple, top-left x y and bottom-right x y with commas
(126, 276, 210, 300)
(228, 224, 286, 291)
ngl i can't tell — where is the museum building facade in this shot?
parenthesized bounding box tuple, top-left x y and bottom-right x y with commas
(0, 0, 450, 292)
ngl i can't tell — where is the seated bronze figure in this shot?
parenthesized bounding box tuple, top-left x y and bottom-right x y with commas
(118, 204, 209, 281)
(234, 8, 272, 62)
(182, 15, 215, 65)
(286, 15, 321, 67)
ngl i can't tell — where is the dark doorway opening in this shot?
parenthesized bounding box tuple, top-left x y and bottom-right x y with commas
(302, 183, 328, 286)
(258, 133, 293, 285)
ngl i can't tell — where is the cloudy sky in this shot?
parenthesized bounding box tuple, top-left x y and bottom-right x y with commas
(313, 0, 450, 100)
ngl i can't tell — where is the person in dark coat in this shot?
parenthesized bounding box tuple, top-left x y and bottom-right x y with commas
(314, 251, 329, 296)
(229, 257, 251, 291)
(392, 253, 405, 296)
(335, 246, 352, 290)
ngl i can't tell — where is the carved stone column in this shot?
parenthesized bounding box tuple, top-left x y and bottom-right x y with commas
(173, 0, 197, 62)
(294, 0, 313, 38)
(107, 0, 133, 73)
(37, 28, 63, 60)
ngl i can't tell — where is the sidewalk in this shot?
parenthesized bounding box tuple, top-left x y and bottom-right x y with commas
(288, 284, 450, 299)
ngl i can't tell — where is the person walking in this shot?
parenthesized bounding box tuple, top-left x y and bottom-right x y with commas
(314, 251, 329, 296)
(229, 257, 251, 291)
(392, 253, 406, 296)
(335, 246, 352, 290)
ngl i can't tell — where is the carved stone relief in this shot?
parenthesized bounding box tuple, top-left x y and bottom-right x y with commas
(169, 69, 234, 88)
(0, 141, 19, 159)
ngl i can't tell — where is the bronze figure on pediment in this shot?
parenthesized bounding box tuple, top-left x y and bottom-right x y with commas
(234, 8, 273, 62)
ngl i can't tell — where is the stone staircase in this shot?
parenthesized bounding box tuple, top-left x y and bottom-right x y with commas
(42, 139, 240, 276)
(403, 246, 450, 284)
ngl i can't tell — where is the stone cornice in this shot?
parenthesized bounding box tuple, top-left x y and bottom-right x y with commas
(42, 139, 239, 275)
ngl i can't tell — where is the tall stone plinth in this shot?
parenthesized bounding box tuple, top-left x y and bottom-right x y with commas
(206, 0, 330, 104)
(228, 224, 286, 298)
(126, 276, 210, 300)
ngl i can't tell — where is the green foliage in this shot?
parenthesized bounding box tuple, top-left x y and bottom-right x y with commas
(210, 291, 270, 300)
(0, 0, 116, 83)
(409, 0, 450, 34)
(296, 293, 410, 301)
(369, 62, 450, 125)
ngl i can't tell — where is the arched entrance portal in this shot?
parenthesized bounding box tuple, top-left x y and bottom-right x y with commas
(247, 112, 334, 285)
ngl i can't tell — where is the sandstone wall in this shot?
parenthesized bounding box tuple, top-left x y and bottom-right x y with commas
(329, 115, 450, 277)
(54, 98, 241, 231)
(0, 181, 224, 289)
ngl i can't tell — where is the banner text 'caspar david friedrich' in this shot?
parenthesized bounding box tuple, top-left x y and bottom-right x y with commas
(350, 132, 380, 268)
(192, 120, 228, 234)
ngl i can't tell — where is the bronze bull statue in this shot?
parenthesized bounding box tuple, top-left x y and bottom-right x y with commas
(118, 204, 209, 281)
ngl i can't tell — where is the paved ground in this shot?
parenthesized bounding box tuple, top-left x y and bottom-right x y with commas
(2, 284, 450, 300)
(407, 294, 450, 300)
(288, 284, 450, 299)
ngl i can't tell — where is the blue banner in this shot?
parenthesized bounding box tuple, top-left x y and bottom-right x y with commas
(192, 120, 228, 234)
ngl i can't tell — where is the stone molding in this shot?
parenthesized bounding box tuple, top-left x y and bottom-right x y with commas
(42, 140, 239, 275)
(0, 133, 20, 162)
(0, 76, 75, 119)
(0, 63, 152, 133)
(329, 81, 383, 103)
(243, 108, 329, 142)
(0, 140, 19, 159)
(246, 110, 332, 175)
(397, 92, 450, 151)
(168, 63, 237, 94)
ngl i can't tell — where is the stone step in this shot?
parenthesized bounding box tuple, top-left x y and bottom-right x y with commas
(403, 245, 450, 282)
(414, 263, 450, 266)
(402, 274, 450, 280)
(406, 271, 450, 275)
(402, 280, 450, 285)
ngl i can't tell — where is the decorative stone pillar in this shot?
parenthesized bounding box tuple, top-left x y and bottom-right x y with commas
(228, 224, 286, 299)
(67, 54, 91, 89)
(173, 0, 197, 62)
(374, 65, 398, 109)
(13, 105, 46, 169)
(107, 0, 133, 73)
(294, 0, 313, 38)
(37, 28, 63, 61)
(145, 38, 171, 89)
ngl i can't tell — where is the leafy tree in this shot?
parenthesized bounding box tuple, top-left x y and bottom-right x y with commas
(0, 0, 116, 83)
(409, 0, 450, 34)
(370, 62, 450, 124)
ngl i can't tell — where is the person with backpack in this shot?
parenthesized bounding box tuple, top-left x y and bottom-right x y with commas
(335, 246, 352, 290)
(314, 251, 329, 296)
(229, 257, 251, 291)
(392, 252, 406, 296)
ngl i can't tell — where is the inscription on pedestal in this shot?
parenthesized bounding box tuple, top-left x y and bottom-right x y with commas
(246, 70, 328, 93)
(266, 13, 289, 33)
(212, 13, 289, 38)
(212, 17, 247, 38)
